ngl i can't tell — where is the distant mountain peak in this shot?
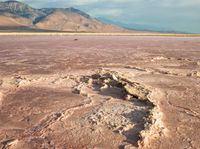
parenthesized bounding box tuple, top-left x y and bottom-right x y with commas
(0, 0, 45, 20)
(1, 0, 33, 9)
(3, 0, 23, 3)
(40, 7, 91, 19)
(0, 0, 127, 32)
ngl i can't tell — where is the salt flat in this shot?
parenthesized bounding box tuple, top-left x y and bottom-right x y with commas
(0, 35, 200, 149)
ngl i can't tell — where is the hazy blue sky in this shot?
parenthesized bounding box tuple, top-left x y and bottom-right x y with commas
(4, 0, 200, 33)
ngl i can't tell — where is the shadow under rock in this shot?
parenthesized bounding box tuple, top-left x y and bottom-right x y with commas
(122, 109, 149, 147)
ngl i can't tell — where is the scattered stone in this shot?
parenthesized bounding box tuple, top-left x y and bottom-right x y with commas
(124, 84, 149, 100)
(153, 56, 168, 60)
(112, 74, 118, 81)
(100, 84, 108, 90)
(88, 78, 93, 85)
(125, 94, 133, 101)
(197, 71, 200, 77)
(197, 61, 200, 66)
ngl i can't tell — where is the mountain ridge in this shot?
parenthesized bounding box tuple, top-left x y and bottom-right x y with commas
(0, 0, 127, 32)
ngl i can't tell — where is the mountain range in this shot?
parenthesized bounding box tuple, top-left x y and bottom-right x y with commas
(0, 0, 127, 32)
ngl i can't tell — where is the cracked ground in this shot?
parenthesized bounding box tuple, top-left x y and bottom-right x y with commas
(0, 35, 200, 149)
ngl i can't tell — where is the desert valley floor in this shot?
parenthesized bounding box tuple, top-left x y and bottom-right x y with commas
(0, 35, 200, 149)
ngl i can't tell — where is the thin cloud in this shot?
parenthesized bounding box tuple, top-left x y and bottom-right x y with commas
(0, 0, 200, 33)
(90, 8, 123, 17)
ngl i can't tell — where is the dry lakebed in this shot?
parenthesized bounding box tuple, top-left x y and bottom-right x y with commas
(0, 35, 200, 149)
